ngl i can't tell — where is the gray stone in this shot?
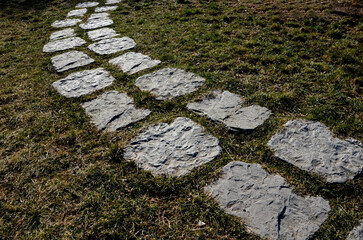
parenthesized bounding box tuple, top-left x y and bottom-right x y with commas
(105, 0, 121, 4)
(67, 8, 87, 17)
(51, 51, 95, 73)
(43, 37, 86, 53)
(267, 119, 363, 183)
(50, 28, 75, 41)
(82, 91, 151, 131)
(95, 6, 118, 12)
(124, 117, 221, 177)
(51, 19, 82, 28)
(347, 220, 363, 240)
(109, 52, 161, 75)
(135, 68, 205, 100)
(52, 68, 115, 98)
(87, 27, 119, 41)
(205, 161, 331, 240)
(88, 12, 110, 20)
(187, 90, 272, 131)
(79, 18, 113, 30)
(75, 2, 99, 8)
(88, 37, 136, 55)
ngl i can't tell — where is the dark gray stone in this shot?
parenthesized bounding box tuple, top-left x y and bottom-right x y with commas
(79, 17, 113, 30)
(88, 37, 136, 55)
(347, 220, 363, 240)
(52, 19, 82, 28)
(67, 8, 87, 17)
(43, 37, 86, 53)
(109, 52, 161, 74)
(51, 51, 95, 73)
(75, 2, 99, 8)
(105, 0, 121, 4)
(95, 6, 118, 12)
(50, 28, 75, 41)
(87, 28, 119, 41)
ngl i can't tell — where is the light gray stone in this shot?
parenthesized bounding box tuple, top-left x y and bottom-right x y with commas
(95, 6, 118, 12)
(205, 161, 331, 240)
(50, 28, 75, 41)
(88, 37, 136, 55)
(106, 0, 121, 4)
(87, 27, 119, 41)
(88, 12, 110, 20)
(79, 18, 113, 30)
(109, 52, 161, 75)
(187, 90, 272, 131)
(67, 8, 87, 17)
(51, 51, 95, 73)
(267, 119, 363, 183)
(347, 220, 363, 240)
(75, 2, 99, 8)
(43, 37, 86, 53)
(82, 91, 151, 131)
(124, 117, 221, 177)
(52, 68, 115, 98)
(51, 19, 82, 28)
(135, 68, 205, 100)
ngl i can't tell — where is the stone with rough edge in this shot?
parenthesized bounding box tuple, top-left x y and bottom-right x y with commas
(267, 119, 363, 183)
(124, 117, 221, 177)
(67, 8, 87, 17)
(135, 68, 205, 100)
(43, 37, 86, 53)
(109, 52, 161, 75)
(87, 28, 119, 41)
(95, 6, 118, 12)
(187, 90, 272, 131)
(106, 0, 121, 4)
(52, 68, 115, 98)
(51, 51, 95, 73)
(52, 19, 82, 28)
(82, 91, 151, 131)
(347, 220, 363, 240)
(88, 37, 136, 55)
(79, 18, 113, 30)
(50, 28, 75, 41)
(89, 12, 110, 20)
(205, 161, 331, 240)
(75, 2, 99, 8)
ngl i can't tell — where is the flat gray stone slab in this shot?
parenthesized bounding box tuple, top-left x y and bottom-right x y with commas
(88, 12, 110, 20)
(124, 117, 221, 177)
(205, 161, 331, 240)
(43, 37, 86, 53)
(82, 91, 151, 131)
(67, 8, 87, 17)
(88, 37, 136, 55)
(95, 6, 118, 12)
(347, 220, 363, 240)
(106, 0, 121, 4)
(268, 119, 363, 183)
(79, 18, 113, 30)
(75, 2, 99, 8)
(87, 27, 119, 41)
(51, 19, 82, 28)
(52, 68, 115, 98)
(109, 52, 161, 75)
(51, 51, 95, 73)
(50, 28, 75, 41)
(135, 68, 205, 100)
(187, 90, 272, 131)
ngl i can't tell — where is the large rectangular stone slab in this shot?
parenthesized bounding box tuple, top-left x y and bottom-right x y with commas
(79, 18, 113, 30)
(87, 28, 120, 41)
(43, 37, 86, 53)
(88, 37, 136, 55)
(109, 52, 161, 74)
(50, 28, 75, 41)
(51, 51, 95, 73)
(52, 19, 82, 28)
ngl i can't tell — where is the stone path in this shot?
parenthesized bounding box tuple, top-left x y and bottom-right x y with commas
(109, 52, 161, 75)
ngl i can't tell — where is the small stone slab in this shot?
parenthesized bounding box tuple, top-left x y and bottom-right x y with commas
(124, 117, 221, 177)
(87, 28, 120, 41)
(267, 119, 363, 183)
(43, 37, 86, 53)
(51, 51, 95, 73)
(205, 161, 331, 240)
(52, 68, 115, 98)
(82, 91, 151, 131)
(79, 18, 113, 30)
(109, 52, 161, 75)
(88, 12, 110, 20)
(67, 8, 87, 17)
(51, 19, 82, 28)
(347, 219, 363, 240)
(75, 2, 99, 8)
(106, 0, 121, 4)
(187, 90, 272, 131)
(88, 37, 136, 55)
(50, 28, 75, 41)
(95, 6, 118, 12)
(135, 68, 205, 100)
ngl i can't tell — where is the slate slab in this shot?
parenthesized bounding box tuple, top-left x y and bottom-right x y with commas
(95, 6, 118, 12)
(109, 52, 161, 74)
(88, 37, 136, 55)
(67, 8, 87, 17)
(75, 2, 99, 8)
(88, 12, 110, 20)
(50, 28, 75, 41)
(106, 0, 121, 4)
(43, 37, 86, 53)
(52, 19, 82, 28)
(87, 28, 119, 41)
(79, 18, 113, 30)
(51, 51, 95, 73)
(347, 220, 363, 240)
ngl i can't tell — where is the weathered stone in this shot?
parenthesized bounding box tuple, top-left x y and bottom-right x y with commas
(124, 117, 221, 177)
(187, 90, 272, 131)
(50, 28, 75, 41)
(205, 161, 331, 240)
(82, 91, 151, 131)
(75, 2, 99, 8)
(105, 0, 121, 4)
(267, 119, 363, 183)
(52, 68, 115, 98)
(88, 12, 110, 20)
(109, 52, 161, 75)
(79, 18, 113, 30)
(51, 19, 82, 28)
(347, 220, 363, 240)
(67, 8, 87, 17)
(88, 37, 136, 55)
(95, 6, 118, 12)
(43, 37, 86, 53)
(87, 28, 119, 41)
(135, 68, 205, 100)
(51, 51, 95, 73)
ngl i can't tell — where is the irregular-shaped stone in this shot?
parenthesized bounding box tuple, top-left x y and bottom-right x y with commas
(106, 0, 121, 4)
(52, 68, 114, 98)
(51, 51, 95, 73)
(109, 52, 161, 75)
(347, 219, 363, 240)
(267, 119, 363, 183)
(187, 90, 272, 131)
(205, 161, 331, 240)
(87, 28, 119, 41)
(124, 117, 221, 176)
(67, 8, 87, 17)
(43, 37, 86, 53)
(50, 28, 75, 41)
(52, 19, 82, 28)
(95, 6, 118, 12)
(79, 18, 113, 30)
(88, 12, 110, 20)
(75, 2, 99, 8)
(88, 37, 136, 55)
(82, 91, 151, 131)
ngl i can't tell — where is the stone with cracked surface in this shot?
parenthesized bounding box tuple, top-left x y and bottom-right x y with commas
(135, 68, 205, 100)
(88, 37, 136, 55)
(124, 117, 221, 177)
(205, 161, 331, 240)
(50, 28, 75, 41)
(67, 8, 87, 17)
(52, 19, 82, 28)
(75, 2, 99, 8)
(87, 28, 119, 41)
(95, 6, 118, 12)
(347, 220, 363, 240)
(52, 68, 115, 98)
(106, 0, 121, 4)
(267, 119, 363, 183)
(79, 18, 113, 30)
(82, 91, 151, 131)
(51, 51, 95, 73)
(187, 90, 272, 131)
(109, 52, 161, 75)
(43, 37, 86, 53)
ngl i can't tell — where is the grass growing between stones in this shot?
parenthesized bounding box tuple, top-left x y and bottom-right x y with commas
(0, 0, 362, 239)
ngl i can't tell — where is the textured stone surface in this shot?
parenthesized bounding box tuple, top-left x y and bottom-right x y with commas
(124, 117, 221, 177)
(95, 6, 118, 12)
(51, 51, 95, 73)
(187, 90, 272, 131)
(67, 8, 87, 17)
(106, 0, 121, 4)
(205, 161, 331, 240)
(135, 68, 205, 100)
(88, 12, 110, 20)
(109, 52, 161, 75)
(50, 28, 75, 41)
(88, 37, 136, 55)
(75, 2, 99, 8)
(347, 220, 363, 240)
(43, 37, 86, 53)
(82, 91, 151, 131)
(268, 119, 363, 183)
(51, 19, 82, 28)
(87, 28, 119, 41)
(52, 68, 115, 98)
(79, 17, 113, 30)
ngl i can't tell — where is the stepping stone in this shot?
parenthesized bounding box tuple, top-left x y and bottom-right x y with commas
(347, 220, 363, 240)
(124, 117, 221, 177)
(88, 37, 136, 55)
(43, 37, 86, 53)
(52, 19, 82, 28)
(135, 68, 205, 100)
(52, 68, 115, 98)
(267, 119, 363, 183)
(187, 90, 272, 131)
(105, 0, 121, 4)
(109, 52, 161, 75)
(51, 51, 95, 73)
(75, 2, 99, 8)
(67, 8, 87, 17)
(95, 6, 118, 12)
(82, 91, 151, 131)
(88, 12, 110, 20)
(50, 28, 75, 41)
(79, 18, 113, 30)
(87, 28, 120, 41)
(205, 161, 331, 240)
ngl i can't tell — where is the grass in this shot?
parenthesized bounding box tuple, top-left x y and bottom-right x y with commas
(0, 0, 362, 239)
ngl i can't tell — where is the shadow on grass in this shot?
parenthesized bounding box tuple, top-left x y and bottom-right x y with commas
(0, 0, 76, 10)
